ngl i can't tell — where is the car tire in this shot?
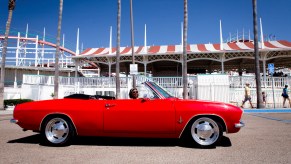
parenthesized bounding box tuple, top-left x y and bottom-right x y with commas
(188, 117, 223, 148)
(41, 116, 75, 146)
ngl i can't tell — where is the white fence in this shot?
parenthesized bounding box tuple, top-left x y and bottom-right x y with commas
(22, 74, 291, 89)
(6, 74, 290, 108)
(229, 76, 290, 88)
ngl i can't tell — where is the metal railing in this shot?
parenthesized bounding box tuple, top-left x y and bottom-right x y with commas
(23, 75, 130, 88)
(23, 74, 290, 89)
(229, 76, 290, 88)
(147, 76, 184, 88)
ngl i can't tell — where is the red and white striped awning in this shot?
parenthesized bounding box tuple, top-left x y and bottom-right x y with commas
(77, 40, 291, 57)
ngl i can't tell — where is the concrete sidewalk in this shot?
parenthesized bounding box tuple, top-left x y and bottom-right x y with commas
(243, 108, 291, 113)
(0, 110, 13, 115)
(0, 106, 14, 115)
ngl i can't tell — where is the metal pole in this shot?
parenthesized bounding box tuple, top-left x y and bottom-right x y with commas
(263, 59, 266, 88)
(272, 75, 276, 109)
(221, 56, 225, 74)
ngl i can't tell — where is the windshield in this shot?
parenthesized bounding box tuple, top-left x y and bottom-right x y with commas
(145, 81, 175, 99)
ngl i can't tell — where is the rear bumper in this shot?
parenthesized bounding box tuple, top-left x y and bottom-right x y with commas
(235, 121, 245, 128)
(10, 119, 18, 124)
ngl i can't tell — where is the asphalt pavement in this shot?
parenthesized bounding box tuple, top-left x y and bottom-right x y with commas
(1, 112, 291, 163)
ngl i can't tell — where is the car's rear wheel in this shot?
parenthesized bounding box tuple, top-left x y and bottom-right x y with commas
(189, 117, 223, 148)
(41, 117, 75, 146)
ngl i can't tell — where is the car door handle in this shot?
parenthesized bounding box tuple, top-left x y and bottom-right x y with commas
(105, 104, 116, 108)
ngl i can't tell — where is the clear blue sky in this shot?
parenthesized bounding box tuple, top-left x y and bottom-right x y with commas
(1, 0, 291, 52)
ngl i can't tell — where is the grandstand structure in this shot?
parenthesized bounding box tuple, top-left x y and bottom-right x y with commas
(0, 28, 99, 85)
(73, 22, 291, 78)
(0, 28, 76, 67)
(1, 26, 291, 86)
(76, 40, 291, 77)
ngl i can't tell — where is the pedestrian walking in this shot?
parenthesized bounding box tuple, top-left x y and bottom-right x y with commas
(241, 83, 254, 108)
(262, 91, 267, 107)
(282, 84, 291, 108)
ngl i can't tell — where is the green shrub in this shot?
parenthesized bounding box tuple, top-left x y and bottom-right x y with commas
(4, 99, 33, 107)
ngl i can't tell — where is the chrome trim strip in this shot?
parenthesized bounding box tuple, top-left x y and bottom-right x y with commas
(235, 121, 245, 128)
(10, 119, 18, 124)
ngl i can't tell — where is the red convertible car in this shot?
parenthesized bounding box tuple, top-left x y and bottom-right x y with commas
(11, 81, 244, 148)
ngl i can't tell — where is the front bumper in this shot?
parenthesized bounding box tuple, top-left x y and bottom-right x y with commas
(10, 119, 18, 124)
(235, 121, 245, 128)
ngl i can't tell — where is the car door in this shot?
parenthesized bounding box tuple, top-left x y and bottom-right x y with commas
(103, 98, 175, 133)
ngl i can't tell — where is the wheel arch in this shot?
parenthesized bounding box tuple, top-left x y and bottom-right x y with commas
(39, 113, 78, 135)
(179, 114, 227, 138)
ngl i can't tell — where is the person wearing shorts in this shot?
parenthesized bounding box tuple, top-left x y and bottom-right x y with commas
(241, 83, 254, 108)
(282, 84, 291, 108)
(262, 91, 266, 107)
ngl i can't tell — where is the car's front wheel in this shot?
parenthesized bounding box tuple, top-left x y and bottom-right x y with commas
(189, 117, 223, 148)
(41, 117, 75, 146)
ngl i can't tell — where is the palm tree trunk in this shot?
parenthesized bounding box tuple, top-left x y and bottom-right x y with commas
(0, 0, 16, 110)
(130, 0, 136, 88)
(54, 0, 63, 99)
(182, 0, 188, 99)
(115, 0, 121, 99)
(252, 0, 263, 108)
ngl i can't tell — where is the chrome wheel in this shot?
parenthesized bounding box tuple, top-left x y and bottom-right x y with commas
(45, 118, 70, 144)
(191, 117, 221, 146)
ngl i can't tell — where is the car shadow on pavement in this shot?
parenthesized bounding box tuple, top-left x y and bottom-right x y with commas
(8, 134, 41, 144)
(7, 134, 231, 148)
(74, 136, 179, 147)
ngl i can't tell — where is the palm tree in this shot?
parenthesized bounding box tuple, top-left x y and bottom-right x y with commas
(130, 0, 136, 88)
(115, 0, 121, 99)
(182, 0, 188, 99)
(54, 0, 63, 99)
(0, 0, 16, 110)
(252, 0, 263, 108)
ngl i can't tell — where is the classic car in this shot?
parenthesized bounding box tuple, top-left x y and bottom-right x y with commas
(11, 81, 244, 148)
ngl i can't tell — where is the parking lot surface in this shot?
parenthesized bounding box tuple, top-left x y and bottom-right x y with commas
(0, 113, 291, 164)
